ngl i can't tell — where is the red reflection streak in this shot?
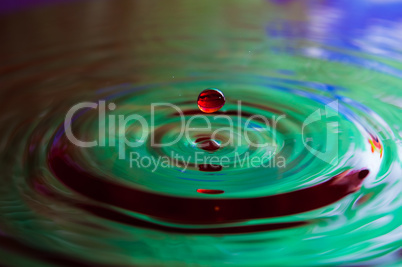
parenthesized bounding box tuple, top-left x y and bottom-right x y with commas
(48, 134, 369, 225)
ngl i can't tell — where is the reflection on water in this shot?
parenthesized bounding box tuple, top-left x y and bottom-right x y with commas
(0, 0, 401, 266)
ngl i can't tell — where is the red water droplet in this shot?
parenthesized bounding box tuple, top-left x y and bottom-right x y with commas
(197, 189, 225, 194)
(197, 88, 225, 113)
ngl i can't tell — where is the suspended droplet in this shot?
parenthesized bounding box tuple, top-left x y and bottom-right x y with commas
(197, 88, 225, 113)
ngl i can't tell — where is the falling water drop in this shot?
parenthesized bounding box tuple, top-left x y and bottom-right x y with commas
(197, 88, 225, 113)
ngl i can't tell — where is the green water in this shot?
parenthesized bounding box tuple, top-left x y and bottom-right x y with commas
(0, 0, 401, 266)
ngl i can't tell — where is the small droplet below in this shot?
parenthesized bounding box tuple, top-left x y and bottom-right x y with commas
(197, 88, 225, 113)
(196, 189, 224, 195)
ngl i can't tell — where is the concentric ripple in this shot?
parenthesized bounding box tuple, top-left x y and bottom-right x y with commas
(0, 0, 401, 266)
(17, 77, 400, 265)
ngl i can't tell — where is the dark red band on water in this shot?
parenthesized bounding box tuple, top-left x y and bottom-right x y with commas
(48, 134, 369, 225)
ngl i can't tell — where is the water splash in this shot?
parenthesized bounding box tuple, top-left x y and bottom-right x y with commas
(0, 0, 401, 266)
